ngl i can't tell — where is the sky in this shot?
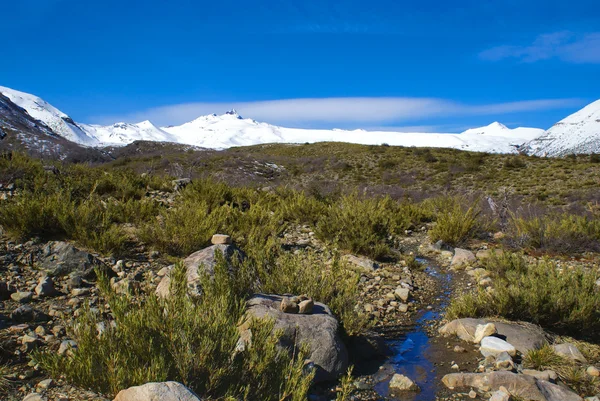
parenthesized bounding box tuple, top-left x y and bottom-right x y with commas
(2, 0, 600, 132)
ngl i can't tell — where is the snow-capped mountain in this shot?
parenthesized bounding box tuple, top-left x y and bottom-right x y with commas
(2, 84, 597, 156)
(522, 99, 600, 157)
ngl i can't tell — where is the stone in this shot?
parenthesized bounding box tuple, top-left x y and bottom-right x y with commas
(552, 343, 587, 363)
(39, 241, 113, 279)
(299, 299, 314, 314)
(468, 389, 477, 398)
(111, 278, 136, 295)
(473, 323, 497, 344)
(241, 294, 348, 383)
(37, 378, 54, 389)
(394, 287, 410, 302)
(342, 254, 379, 273)
(536, 379, 583, 401)
(11, 291, 33, 303)
(495, 352, 515, 370)
(398, 303, 409, 313)
(586, 366, 600, 377)
(454, 345, 467, 353)
(114, 381, 202, 401)
(0, 281, 14, 300)
(280, 297, 299, 313)
(156, 244, 244, 298)
(23, 394, 45, 401)
(388, 374, 419, 392)
(451, 248, 476, 267)
(442, 372, 544, 400)
(480, 336, 516, 357)
(439, 318, 547, 353)
(211, 234, 232, 245)
(58, 340, 77, 356)
(71, 288, 90, 296)
(172, 178, 192, 191)
(489, 389, 512, 401)
(35, 276, 57, 297)
(11, 306, 49, 323)
(521, 369, 557, 382)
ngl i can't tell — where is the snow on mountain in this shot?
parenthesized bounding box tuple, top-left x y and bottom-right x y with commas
(0, 86, 97, 146)
(80, 120, 178, 145)
(522, 99, 600, 157)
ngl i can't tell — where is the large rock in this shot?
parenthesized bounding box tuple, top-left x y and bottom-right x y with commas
(439, 318, 547, 353)
(113, 381, 202, 401)
(389, 373, 419, 392)
(552, 343, 587, 364)
(473, 323, 497, 344)
(451, 248, 476, 267)
(536, 379, 583, 401)
(480, 336, 517, 358)
(35, 276, 57, 297)
(342, 254, 379, 273)
(38, 241, 112, 279)
(241, 294, 348, 383)
(156, 244, 244, 298)
(442, 371, 545, 400)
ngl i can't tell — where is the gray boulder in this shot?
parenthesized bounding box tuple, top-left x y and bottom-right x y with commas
(156, 244, 244, 298)
(35, 276, 57, 297)
(451, 248, 476, 267)
(442, 371, 545, 400)
(552, 343, 587, 364)
(439, 318, 547, 353)
(38, 241, 112, 279)
(536, 379, 583, 401)
(241, 294, 348, 383)
(113, 381, 202, 401)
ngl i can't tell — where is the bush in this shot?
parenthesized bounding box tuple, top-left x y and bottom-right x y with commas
(447, 254, 600, 340)
(428, 196, 481, 246)
(35, 258, 313, 400)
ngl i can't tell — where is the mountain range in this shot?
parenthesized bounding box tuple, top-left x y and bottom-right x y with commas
(1, 85, 598, 157)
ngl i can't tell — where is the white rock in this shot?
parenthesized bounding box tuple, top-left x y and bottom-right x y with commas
(388, 373, 419, 392)
(480, 336, 516, 357)
(473, 323, 497, 344)
(113, 381, 202, 401)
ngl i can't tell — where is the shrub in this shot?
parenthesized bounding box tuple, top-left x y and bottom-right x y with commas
(35, 258, 313, 400)
(523, 345, 564, 370)
(447, 255, 600, 340)
(427, 196, 481, 246)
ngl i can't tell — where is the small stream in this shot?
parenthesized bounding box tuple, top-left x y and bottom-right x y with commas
(373, 258, 453, 401)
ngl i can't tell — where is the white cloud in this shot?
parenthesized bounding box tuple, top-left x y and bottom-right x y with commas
(480, 31, 600, 63)
(89, 97, 580, 127)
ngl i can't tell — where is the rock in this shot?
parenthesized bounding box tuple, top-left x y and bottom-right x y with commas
(439, 318, 547, 353)
(469, 390, 477, 398)
(454, 345, 467, 353)
(489, 389, 512, 401)
(37, 378, 54, 389)
(280, 297, 299, 313)
(71, 288, 90, 296)
(0, 281, 14, 300)
(23, 394, 45, 401)
(299, 299, 314, 314)
(552, 343, 587, 363)
(495, 352, 515, 370)
(586, 366, 600, 377)
(342, 254, 379, 273)
(388, 373, 419, 392)
(451, 248, 476, 267)
(394, 287, 410, 302)
(480, 336, 516, 358)
(11, 306, 49, 323)
(58, 340, 77, 356)
(474, 323, 497, 344)
(521, 369, 557, 382)
(39, 241, 113, 279)
(211, 234, 231, 245)
(172, 178, 192, 191)
(114, 381, 202, 401)
(536, 379, 583, 401)
(398, 303, 409, 313)
(442, 371, 544, 400)
(35, 276, 57, 297)
(11, 291, 33, 303)
(111, 278, 136, 295)
(156, 244, 244, 298)
(242, 294, 348, 383)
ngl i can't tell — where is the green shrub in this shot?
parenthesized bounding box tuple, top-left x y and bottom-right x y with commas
(523, 345, 564, 370)
(35, 258, 313, 400)
(447, 255, 600, 340)
(428, 196, 481, 246)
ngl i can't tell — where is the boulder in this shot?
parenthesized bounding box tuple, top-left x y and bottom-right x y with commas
(114, 381, 202, 401)
(536, 379, 583, 401)
(280, 297, 299, 314)
(299, 299, 314, 314)
(451, 248, 476, 267)
(38, 241, 112, 279)
(442, 371, 545, 400)
(473, 323, 497, 344)
(342, 254, 379, 273)
(211, 234, 231, 245)
(480, 336, 517, 358)
(439, 318, 547, 353)
(11, 291, 33, 303)
(495, 351, 515, 370)
(156, 244, 244, 298)
(521, 369, 557, 382)
(35, 276, 57, 297)
(388, 373, 419, 392)
(552, 343, 587, 364)
(10, 306, 49, 323)
(241, 294, 348, 383)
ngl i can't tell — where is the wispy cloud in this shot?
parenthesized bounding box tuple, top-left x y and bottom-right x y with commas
(480, 31, 600, 63)
(89, 97, 581, 127)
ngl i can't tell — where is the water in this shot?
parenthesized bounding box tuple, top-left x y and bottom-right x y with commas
(373, 259, 452, 400)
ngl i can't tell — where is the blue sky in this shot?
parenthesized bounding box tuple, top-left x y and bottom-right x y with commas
(2, 0, 599, 131)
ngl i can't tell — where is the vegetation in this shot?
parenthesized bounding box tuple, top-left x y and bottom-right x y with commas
(427, 196, 481, 246)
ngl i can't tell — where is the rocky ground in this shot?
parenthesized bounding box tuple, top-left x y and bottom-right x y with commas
(1, 223, 600, 401)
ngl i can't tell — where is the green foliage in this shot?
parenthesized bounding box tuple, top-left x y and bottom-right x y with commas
(428, 196, 482, 246)
(447, 254, 600, 340)
(35, 258, 313, 400)
(523, 345, 564, 370)
(335, 366, 355, 401)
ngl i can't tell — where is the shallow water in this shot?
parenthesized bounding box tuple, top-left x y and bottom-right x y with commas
(373, 260, 452, 400)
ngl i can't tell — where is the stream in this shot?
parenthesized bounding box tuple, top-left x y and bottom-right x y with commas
(373, 258, 453, 401)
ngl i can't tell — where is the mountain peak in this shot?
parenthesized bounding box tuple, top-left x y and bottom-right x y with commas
(224, 109, 242, 119)
(487, 121, 508, 130)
